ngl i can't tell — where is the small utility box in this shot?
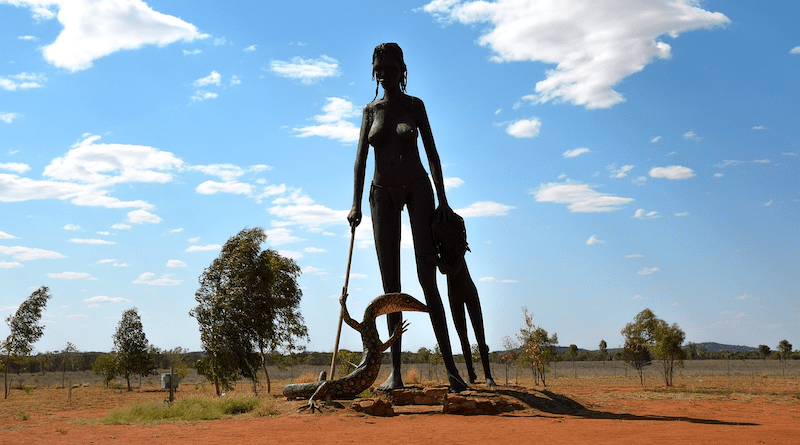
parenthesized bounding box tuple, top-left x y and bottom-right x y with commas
(161, 373, 179, 390)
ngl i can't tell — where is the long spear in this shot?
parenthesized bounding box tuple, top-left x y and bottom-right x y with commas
(329, 225, 356, 380)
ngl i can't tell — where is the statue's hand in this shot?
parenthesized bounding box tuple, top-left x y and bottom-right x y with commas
(434, 204, 455, 225)
(347, 208, 362, 228)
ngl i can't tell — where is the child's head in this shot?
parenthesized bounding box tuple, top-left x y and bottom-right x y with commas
(431, 212, 469, 257)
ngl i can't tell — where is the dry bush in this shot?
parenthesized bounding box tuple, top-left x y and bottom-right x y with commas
(404, 368, 421, 384)
(293, 371, 318, 384)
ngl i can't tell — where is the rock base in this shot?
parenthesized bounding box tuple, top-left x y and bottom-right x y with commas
(348, 385, 528, 417)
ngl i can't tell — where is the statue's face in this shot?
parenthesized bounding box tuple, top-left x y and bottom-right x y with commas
(373, 53, 402, 89)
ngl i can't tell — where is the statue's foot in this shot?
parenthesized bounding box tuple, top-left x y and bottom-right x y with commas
(448, 374, 468, 393)
(466, 372, 478, 384)
(485, 377, 498, 388)
(376, 372, 403, 392)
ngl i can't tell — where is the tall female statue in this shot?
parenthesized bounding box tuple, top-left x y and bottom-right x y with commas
(348, 42, 467, 392)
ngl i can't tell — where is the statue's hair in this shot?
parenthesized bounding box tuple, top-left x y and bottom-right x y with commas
(372, 42, 407, 99)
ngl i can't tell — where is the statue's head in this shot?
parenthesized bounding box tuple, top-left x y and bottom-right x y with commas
(372, 42, 407, 92)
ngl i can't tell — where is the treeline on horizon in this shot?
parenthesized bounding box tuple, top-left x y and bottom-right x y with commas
(6, 342, 798, 376)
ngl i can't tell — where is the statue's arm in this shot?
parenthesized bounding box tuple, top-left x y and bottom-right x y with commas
(416, 99, 453, 216)
(348, 105, 372, 229)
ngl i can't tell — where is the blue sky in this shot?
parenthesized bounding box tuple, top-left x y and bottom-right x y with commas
(1, 0, 798, 356)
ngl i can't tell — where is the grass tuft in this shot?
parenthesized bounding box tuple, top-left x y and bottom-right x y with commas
(100, 396, 261, 424)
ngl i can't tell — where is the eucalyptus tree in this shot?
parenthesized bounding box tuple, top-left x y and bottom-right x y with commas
(190, 227, 309, 395)
(113, 307, 156, 391)
(3, 286, 51, 399)
(621, 309, 685, 386)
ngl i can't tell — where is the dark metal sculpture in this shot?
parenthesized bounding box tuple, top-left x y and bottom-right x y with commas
(348, 42, 467, 392)
(427, 213, 497, 387)
(283, 293, 426, 412)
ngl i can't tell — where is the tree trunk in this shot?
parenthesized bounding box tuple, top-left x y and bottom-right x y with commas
(259, 351, 272, 394)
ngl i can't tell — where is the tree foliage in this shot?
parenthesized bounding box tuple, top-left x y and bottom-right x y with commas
(758, 344, 771, 360)
(113, 307, 157, 391)
(517, 307, 557, 387)
(189, 227, 309, 395)
(621, 308, 685, 386)
(3, 286, 51, 399)
(92, 353, 119, 386)
(777, 340, 793, 363)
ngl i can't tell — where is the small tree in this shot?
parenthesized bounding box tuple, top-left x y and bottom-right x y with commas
(60, 342, 79, 389)
(567, 344, 578, 378)
(517, 307, 557, 387)
(777, 340, 793, 363)
(3, 286, 51, 399)
(598, 339, 608, 363)
(92, 353, 119, 387)
(758, 345, 771, 360)
(498, 336, 519, 385)
(652, 323, 685, 386)
(113, 307, 156, 391)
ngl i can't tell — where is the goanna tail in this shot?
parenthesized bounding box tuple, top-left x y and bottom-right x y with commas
(282, 380, 324, 400)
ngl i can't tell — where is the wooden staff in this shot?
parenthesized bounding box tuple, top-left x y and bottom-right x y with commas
(329, 225, 356, 380)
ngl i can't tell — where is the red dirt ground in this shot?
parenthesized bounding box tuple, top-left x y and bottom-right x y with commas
(2, 378, 799, 444)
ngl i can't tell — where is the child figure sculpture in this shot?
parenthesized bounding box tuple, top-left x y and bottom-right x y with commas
(425, 213, 497, 387)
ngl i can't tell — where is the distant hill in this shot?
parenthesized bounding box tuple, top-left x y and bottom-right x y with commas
(693, 342, 757, 353)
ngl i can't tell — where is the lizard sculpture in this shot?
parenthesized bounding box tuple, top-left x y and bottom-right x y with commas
(282, 292, 427, 412)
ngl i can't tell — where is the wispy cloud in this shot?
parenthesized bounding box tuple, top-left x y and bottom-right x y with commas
(533, 181, 634, 212)
(47, 271, 94, 279)
(637, 267, 660, 275)
(586, 235, 605, 245)
(456, 201, 515, 217)
(193, 71, 221, 87)
(0, 162, 30, 174)
(166, 260, 186, 268)
(133, 272, 181, 286)
(608, 164, 634, 178)
(185, 244, 221, 252)
(649, 165, 696, 180)
(1, 112, 18, 124)
(633, 209, 660, 219)
(269, 55, 340, 84)
(293, 97, 360, 143)
(0, 72, 46, 91)
(69, 238, 116, 245)
(563, 147, 590, 158)
(84, 295, 130, 303)
(650, 136, 662, 143)
(423, 0, 728, 109)
(790, 46, 800, 55)
(683, 130, 700, 140)
(0, 245, 66, 261)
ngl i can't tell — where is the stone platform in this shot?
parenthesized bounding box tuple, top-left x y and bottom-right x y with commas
(349, 385, 528, 417)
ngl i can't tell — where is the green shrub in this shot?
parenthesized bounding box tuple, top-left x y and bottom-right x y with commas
(100, 396, 260, 424)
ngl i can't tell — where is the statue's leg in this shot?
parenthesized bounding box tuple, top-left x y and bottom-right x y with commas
(447, 276, 477, 383)
(408, 181, 467, 392)
(461, 265, 497, 387)
(370, 184, 403, 391)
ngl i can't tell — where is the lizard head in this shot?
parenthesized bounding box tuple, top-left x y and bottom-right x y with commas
(370, 292, 427, 317)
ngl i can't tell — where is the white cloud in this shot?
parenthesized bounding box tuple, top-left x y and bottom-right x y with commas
(586, 235, 605, 245)
(69, 238, 115, 245)
(63, 223, 81, 231)
(625, 254, 643, 258)
(423, 0, 728, 109)
(632, 176, 647, 186)
(8, 0, 209, 72)
(193, 71, 221, 87)
(506, 118, 541, 138)
(563, 147, 590, 158)
(293, 97, 360, 143)
(637, 267, 660, 275)
(84, 295, 130, 303)
(444, 177, 465, 190)
(133, 272, 181, 286)
(1, 112, 18, 124)
(0, 230, 18, 239)
(533, 181, 634, 212)
(0, 162, 30, 174)
(763, 199, 773, 207)
(455, 201, 515, 217)
(127, 209, 163, 224)
(0, 72, 47, 91)
(674, 212, 689, 217)
(790, 46, 800, 55)
(683, 130, 700, 140)
(170, 228, 184, 234)
(264, 228, 304, 245)
(649, 165, 696, 180)
(269, 192, 348, 229)
(191, 90, 218, 101)
(752, 125, 767, 130)
(632, 294, 643, 300)
(185, 244, 221, 252)
(195, 180, 254, 196)
(18, 35, 37, 41)
(269, 55, 340, 84)
(633, 208, 660, 219)
(0, 261, 22, 268)
(0, 245, 66, 261)
(735, 294, 751, 301)
(45, 134, 182, 187)
(111, 223, 132, 230)
(244, 44, 257, 52)
(304, 247, 327, 253)
(650, 136, 662, 143)
(608, 164, 634, 178)
(182, 49, 201, 56)
(714, 173, 723, 178)
(47, 271, 92, 279)
(166, 260, 186, 268)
